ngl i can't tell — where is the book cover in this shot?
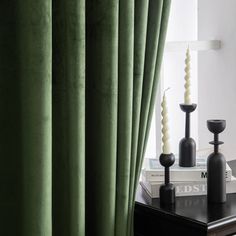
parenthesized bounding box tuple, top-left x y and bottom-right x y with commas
(142, 158, 232, 182)
(140, 176, 236, 198)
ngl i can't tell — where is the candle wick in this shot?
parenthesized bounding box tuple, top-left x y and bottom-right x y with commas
(164, 87, 171, 94)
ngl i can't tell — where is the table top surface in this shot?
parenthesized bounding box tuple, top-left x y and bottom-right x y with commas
(135, 160, 236, 229)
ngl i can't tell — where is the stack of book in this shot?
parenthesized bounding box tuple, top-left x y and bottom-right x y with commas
(140, 157, 236, 198)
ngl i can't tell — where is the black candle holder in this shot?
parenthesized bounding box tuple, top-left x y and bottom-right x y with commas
(207, 119, 226, 203)
(159, 153, 175, 205)
(179, 104, 197, 167)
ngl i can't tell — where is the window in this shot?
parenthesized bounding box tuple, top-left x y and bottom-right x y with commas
(145, 0, 236, 161)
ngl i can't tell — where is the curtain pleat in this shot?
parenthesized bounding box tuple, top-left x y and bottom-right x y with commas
(0, 0, 171, 235)
(0, 1, 21, 235)
(127, 0, 150, 234)
(18, 0, 52, 235)
(52, 0, 85, 236)
(86, 1, 118, 236)
(115, 0, 134, 235)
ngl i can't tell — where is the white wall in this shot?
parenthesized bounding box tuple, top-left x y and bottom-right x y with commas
(198, 0, 236, 160)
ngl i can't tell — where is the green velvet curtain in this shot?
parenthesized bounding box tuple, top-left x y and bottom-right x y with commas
(0, 0, 171, 235)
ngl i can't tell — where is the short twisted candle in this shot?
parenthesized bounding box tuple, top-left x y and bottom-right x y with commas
(161, 91, 171, 154)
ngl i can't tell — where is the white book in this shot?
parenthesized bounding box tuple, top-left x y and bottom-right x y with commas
(140, 176, 236, 198)
(142, 158, 232, 182)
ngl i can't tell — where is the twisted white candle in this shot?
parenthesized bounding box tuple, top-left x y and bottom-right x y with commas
(184, 47, 191, 105)
(161, 91, 171, 154)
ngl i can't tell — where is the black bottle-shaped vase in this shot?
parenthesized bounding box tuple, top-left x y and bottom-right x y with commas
(179, 104, 197, 167)
(207, 119, 226, 203)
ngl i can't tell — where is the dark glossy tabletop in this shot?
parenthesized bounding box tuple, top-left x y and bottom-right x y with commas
(135, 160, 236, 230)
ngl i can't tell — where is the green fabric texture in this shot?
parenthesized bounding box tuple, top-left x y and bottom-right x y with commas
(52, 0, 85, 236)
(0, 0, 170, 235)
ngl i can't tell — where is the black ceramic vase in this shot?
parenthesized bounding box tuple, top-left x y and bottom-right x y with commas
(159, 153, 175, 205)
(179, 104, 197, 167)
(207, 119, 226, 203)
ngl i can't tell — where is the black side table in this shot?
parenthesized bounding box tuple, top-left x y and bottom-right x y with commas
(134, 160, 236, 236)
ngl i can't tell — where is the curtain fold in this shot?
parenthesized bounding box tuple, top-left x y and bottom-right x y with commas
(52, 0, 85, 235)
(19, 0, 52, 235)
(0, 1, 21, 235)
(127, 0, 150, 234)
(86, 1, 118, 235)
(0, 0, 171, 235)
(115, 0, 134, 236)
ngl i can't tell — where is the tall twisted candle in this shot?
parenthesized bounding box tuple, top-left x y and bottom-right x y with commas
(184, 47, 191, 105)
(161, 92, 171, 154)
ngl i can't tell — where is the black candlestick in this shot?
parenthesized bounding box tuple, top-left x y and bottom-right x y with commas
(207, 119, 226, 203)
(159, 153, 175, 205)
(179, 104, 197, 167)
